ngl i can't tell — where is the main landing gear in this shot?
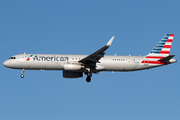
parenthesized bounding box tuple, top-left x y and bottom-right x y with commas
(86, 72, 92, 82)
(21, 69, 25, 78)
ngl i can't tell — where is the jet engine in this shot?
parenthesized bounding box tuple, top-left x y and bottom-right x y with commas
(63, 70, 83, 78)
(63, 63, 83, 71)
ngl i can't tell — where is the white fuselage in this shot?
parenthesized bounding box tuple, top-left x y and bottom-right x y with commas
(2, 35, 177, 82)
(3, 54, 174, 72)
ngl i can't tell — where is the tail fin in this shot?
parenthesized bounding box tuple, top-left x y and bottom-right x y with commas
(142, 34, 174, 64)
(147, 34, 174, 57)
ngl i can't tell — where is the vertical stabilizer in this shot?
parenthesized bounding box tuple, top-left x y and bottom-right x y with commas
(147, 34, 174, 57)
(142, 34, 174, 64)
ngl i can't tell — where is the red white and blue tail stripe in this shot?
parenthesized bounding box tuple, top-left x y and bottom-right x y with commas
(142, 34, 174, 64)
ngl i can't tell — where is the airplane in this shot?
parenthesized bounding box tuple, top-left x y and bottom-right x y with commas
(3, 34, 177, 82)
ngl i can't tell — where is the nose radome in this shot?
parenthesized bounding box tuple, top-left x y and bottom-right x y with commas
(3, 61, 8, 67)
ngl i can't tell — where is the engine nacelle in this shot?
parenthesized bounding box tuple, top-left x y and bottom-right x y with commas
(63, 63, 82, 71)
(63, 70, 83, 78)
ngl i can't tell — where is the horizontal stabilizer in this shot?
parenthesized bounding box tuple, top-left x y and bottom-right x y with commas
(158, 55, 175, 62)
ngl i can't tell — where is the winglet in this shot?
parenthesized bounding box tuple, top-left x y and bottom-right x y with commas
(106, 36, 114, 46)
(79, 36, 115, 64)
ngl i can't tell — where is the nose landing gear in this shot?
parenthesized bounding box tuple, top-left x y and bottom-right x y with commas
(21, 74, 24, 78)
(21, 69, 25, 78)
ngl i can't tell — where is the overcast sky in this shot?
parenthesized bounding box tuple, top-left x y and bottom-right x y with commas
(0, 0, 179, 120)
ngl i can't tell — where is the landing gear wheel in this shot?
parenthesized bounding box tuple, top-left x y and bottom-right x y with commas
(21, 69, 25, 78)
(21, 74, 24, 78)
(86, 76, 91, 82)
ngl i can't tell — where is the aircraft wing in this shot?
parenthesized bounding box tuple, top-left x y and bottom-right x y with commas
(79, 36, 114, 64)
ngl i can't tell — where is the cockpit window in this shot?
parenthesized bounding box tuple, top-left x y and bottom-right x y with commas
(10, 57, 16, 59)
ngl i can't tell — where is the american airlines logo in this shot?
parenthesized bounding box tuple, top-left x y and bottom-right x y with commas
(26, 54, 33, 61)
(33, 55, 69, 61)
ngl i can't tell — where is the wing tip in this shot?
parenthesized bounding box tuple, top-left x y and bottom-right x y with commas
(107, 36, 114, 46)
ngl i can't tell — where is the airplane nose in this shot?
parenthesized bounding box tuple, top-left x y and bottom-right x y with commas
(3, 60, 8, 67)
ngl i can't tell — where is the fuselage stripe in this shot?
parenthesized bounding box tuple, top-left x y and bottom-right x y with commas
(146, 56, 165, 59)
(141, 60, 166, 65)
